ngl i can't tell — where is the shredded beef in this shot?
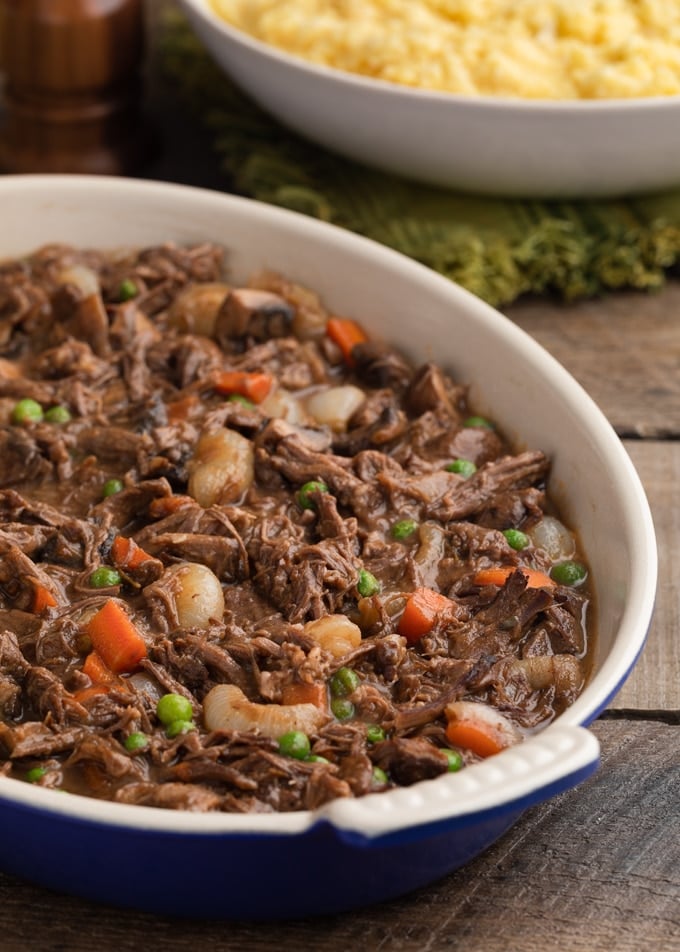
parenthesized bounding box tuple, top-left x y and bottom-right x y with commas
(0, 242, 592, 812)
(372, 737, 450, 785)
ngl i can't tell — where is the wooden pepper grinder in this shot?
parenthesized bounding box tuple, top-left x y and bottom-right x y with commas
(0, 0, 149, 174)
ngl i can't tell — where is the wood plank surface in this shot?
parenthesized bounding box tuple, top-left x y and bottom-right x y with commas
(611, 441, 680, 711)
(0, 5, 677, 948)
(507, 283, 680, 438)
(0, 718, 677, 952)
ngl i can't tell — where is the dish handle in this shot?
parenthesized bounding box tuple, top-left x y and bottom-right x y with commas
(317, 724, 600, 844)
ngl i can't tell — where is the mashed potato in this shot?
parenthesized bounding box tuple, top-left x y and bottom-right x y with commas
(209, 0, 680, 100)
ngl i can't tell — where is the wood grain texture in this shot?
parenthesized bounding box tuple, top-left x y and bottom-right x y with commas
(0, 719, 677, 952)
(0, 6, 677, 947)
(611, 441, 680, 711)
(506, 283, 680, 438)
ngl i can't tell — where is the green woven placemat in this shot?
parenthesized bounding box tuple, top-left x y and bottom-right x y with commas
(160, 13, 680, 308)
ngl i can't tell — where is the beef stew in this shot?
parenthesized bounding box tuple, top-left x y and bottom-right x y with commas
(0, 242, 591, 812)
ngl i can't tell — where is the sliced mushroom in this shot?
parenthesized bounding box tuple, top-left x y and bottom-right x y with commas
(352, 340, 413, 390)
(256, 416, 332, 454)
(214, 288, 294, 345)
(168, 282, 231, 336)
(74, 293, 113, 358)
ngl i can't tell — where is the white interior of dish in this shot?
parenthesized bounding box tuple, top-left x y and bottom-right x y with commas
(0, 176, 657, 836)
(176, 0, 680, 197)
(179, 0, 680, 112)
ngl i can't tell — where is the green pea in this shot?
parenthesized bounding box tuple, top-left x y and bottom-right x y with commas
(371, 766, 388, 786)
(89, 566, 122, 588)
(44, 405, 71, 424)
(391, 519, 418, 540)
(550, 560, 588, 586)
(227, 394, 255, 407)
(357, 568, 381, 597)
(165, 719, 196, 739)
(102, 478, 124, 498)
(118, 278, 138, 301)
(441, 748, 464, 772)
(331, 697, 355, 721)
(25, 766, 47, 783)
(305, 754, 330, 764)
(278, 731, 311, 760)
(11, 398, 43, 425)
(296, 480, 329, 510)
(463, 415, 494, 429)
(156, 693, 193, 726)
(124, 732, 149, 753)
(330, 667, 361, 697)
(366, 724, 386, 745)
(503, 528, 530, 551)
(446, 459, 477, 478)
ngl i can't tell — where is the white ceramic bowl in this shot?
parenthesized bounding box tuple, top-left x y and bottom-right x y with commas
(175, 0, 680, 199)
(0, 175, 656, 918)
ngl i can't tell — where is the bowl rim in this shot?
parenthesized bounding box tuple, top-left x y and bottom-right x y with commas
(0, 724, 599, 839)
(0, 173, 657, 841)
(178, 0, 680, 114)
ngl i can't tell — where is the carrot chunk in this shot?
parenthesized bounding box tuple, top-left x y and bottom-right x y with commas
(398, 587, 451, 645)
(85, 599, 147, 674)
(111, 535, 154, 571)
(166, 394, 199, 422)
(444, 700, 521, 759)
(473, 566, 555, 589)
(444, 701, 521, 758)
(71, 685, 110, 705)
(325, 317, 368, 366)
(281, 682, 328, 710)
(445, 721, 507, 758)
(82, 650, 118, 686)
(212, 370, 273, 403)
(30, 582, 57, 613)
(72, 651, 127, 704)
(148, 494, 194, 518)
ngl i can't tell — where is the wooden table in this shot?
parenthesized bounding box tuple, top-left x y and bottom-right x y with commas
(1, 12, 679, 951)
